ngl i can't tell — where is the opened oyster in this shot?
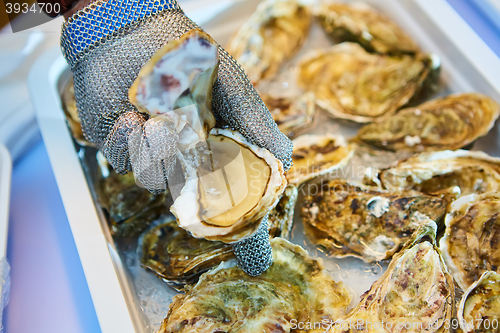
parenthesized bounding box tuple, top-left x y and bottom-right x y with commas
(226, 0, 312, 84)
(314, 2, 419, 55)
(457, 271, 500, 333)
(297, 42, 440, 123)
(263, 92, 316, 138)
(356, 93, 500, 152)
(329, 220, 455, 333)
(287, 134, 354, 185)
(95, 154, 172, 237)
(302, 179, 447, 262)
(158, 238, 351, 333)
(61, 78, 93, 146)
(140, 190, 298, 290)
(268, 184, 298, 239)
(129, 30, 287, 243)
(440, 192, 500, 290)
(366, 150, 500, 197)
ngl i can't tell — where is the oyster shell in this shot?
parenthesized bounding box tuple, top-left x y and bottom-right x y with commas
(287, 134, 354, 185)
(95, 154, 172, 237)
(329, 220, 455, 333)
(171, 128, 287, 243)
(356, 93, 500, 152)
(262, 92, 316, 138)
(440, 192, 500, 291)
(297, 42, 439, 123)
(268, 184, 298, 239)
(226, 0, 312, 84)
(61, 78, 93, 147)
(158, 238, 352, 333)
(366, 150, 500, 197)
(139, 216, 234, 291)
(302, 179, 447, 262)
(314, 2, 419, 55)
(457, 271, 500, 333)
(129, 30, 287, 243)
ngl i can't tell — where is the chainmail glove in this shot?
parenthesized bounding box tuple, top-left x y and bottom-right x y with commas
(60, 0, 292, 276)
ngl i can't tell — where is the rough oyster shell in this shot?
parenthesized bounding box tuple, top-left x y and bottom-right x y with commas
(457, 271, 500, 333)
(262, 92, 316, 138)
(356, 93, 500, 152)
(268, 184, 298, 239)
(329, 219, 455, 333)
(287, 134, 354, 185)
(95, 154, 172, 237)
(302, 179, 447, 262)
(226, 0, 312, 84)
(314, 2, 419, 55)
(297, 42, 439, 123)
(440, 192, 500, 291)
(61, 78, 93, 147)
(158, 238, 351, 333)
(366, 150, 500, 197)
(171, 128, 287, 243)
(139, 216, 234, 291)
(140, 190, 298, 290)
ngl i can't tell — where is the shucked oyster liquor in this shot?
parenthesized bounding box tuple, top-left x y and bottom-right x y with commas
(287, 134, 354, 185)
(440, 192, 500, 291)
(297, 42, 439, 123)
(95, 154, 172, 238)
(356, 93, 500, 152)
(314, 2, 419, 55)
(158, 238, 351, 333)
(262, 92, 316, 138)
(128, 30, 287, 243)
(328, 220, 455, 333)
(226, 0, 312, 84)
(140, 189, 298, 290)
(366, 150, 500, 197)
(302, 179, 447, 262)
(457, 271, 500, 333)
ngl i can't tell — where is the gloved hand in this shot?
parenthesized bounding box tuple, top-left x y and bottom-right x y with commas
(50, 0, 293, 276)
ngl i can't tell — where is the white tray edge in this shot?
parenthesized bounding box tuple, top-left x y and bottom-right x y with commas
(0, 144, 12, 260)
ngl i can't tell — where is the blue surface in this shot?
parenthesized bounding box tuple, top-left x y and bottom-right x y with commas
(447, 0, 500, 57)
(4, 1, 500, 332)
(5, 140, 101, 333)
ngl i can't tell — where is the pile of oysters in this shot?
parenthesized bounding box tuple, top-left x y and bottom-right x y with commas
(62, 0, 500, 332)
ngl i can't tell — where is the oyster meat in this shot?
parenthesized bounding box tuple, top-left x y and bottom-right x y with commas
(314, 2, 419, 55)
(458, 271, 500, 333)
(129, 30, 287, 243)
(158, 238, 351, 333)
(297, 42, 439, 123)
(95, 154, 172, 237)
(356, 93, 500, 152)
(61, 78, 93, 146)
(302, 179, 447, 262)
(366, 150, 500, 197)
(268, 184, 298, 239)
(440, 192, 500, 290)
(263, 92, 316, 138)
(287, 134, 354, 185)
(329, 220, 455, 333)
(226, 0, 312, 84)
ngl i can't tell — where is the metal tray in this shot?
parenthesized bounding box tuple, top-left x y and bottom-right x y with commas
(28, 0, 500, 332)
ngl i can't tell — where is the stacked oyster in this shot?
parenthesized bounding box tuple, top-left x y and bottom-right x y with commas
(60, 0, 500, 332)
